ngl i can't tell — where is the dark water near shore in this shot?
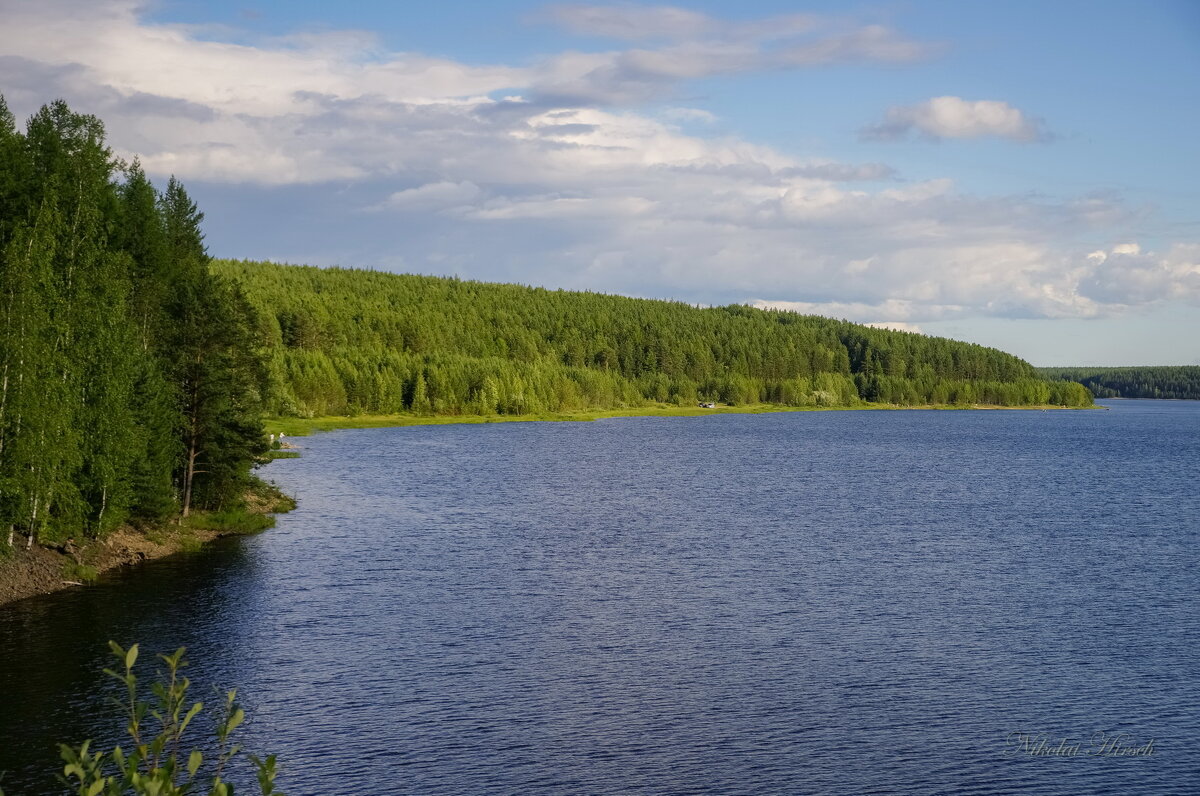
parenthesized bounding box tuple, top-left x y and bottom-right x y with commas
(2, 400, 1198, 794)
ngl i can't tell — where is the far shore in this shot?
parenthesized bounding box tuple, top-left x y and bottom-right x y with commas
(2, 401, 1091, 609)
(265, 401, 1093, 437)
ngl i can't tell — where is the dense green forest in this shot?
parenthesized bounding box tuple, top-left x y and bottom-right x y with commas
(1037, 367, 1200, 400)
(215, 260, 1092, 417)
(0, 98, 267, 549)
(0, 96, 1093, 554)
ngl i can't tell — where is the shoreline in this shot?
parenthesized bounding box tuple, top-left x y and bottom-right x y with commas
(3, 401, 1088, 608)
(0, 480, 294, 609)
(265, 401, 1093, 437)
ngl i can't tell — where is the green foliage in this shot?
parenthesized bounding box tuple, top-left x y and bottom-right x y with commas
(1037, 366, 1200, 400)
(175, 529, 205, 554)
(245, 477, 296, 514)
(215, 259, 1085, 419)
(63, 561, 100, 584)
(25, 642, 286, 796)
(182, 508, 276, 536)
(0, 97, 269, 549)
(269, 494, 297, 513)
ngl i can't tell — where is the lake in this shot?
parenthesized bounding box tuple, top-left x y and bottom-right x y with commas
(1, 400, 1197, 794)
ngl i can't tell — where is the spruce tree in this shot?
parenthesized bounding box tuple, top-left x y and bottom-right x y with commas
(162, 180, 266, 515)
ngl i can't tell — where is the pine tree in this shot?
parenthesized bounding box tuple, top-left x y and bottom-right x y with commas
(162, 180, 267, 515)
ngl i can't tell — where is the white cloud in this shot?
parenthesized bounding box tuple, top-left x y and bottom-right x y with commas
(776, 25, 930, 66)
(1078, 243, 1200, 306)
(778, 162, 895, 181)
(1, 1, 1193, 324)
(750, 299, 962, 323)
(379, 181, 482, 212)
(527, 8, 930, 105)
(863, 96, 1048, 142)
(866, 322, 925, 334)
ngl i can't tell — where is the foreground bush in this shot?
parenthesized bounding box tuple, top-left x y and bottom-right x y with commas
(0, 643, 283, 796)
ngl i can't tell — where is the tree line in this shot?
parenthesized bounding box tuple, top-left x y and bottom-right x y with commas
(0, 98, 267, 549)
(1037, 366, 1200, 400)
(0, 97, 1095, 551)
(215, 260, 1093, 418)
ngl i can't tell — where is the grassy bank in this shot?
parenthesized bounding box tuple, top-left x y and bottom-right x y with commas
(264, 401, 1089, 437)
(0, 479, 295, 607)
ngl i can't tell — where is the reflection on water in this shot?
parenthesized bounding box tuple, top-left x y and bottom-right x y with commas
(0, 538, 261, 789)
(1, 400, 1198, 794)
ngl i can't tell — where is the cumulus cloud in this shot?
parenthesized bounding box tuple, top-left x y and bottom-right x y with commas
(0, 0, 1193, 323)
(863, 96, 1048, 142)
(747, 239, 1199, 325)
(1077, 243, 1200, 306)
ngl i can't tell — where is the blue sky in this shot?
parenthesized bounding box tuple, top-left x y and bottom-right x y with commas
(3, 0, 1198, 364)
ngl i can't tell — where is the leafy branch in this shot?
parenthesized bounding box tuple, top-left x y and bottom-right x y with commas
(2, 642, 287, 796)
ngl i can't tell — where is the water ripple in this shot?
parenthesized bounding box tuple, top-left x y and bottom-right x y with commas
(1, 400, 1197, 794)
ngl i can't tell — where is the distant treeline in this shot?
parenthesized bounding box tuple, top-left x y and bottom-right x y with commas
(1037, 367, 1200, 400)
(215, 260, 1092, 417)
(1, 99, 266, 548)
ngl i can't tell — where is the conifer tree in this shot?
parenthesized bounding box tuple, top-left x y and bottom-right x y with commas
(162, 180, 266, 515)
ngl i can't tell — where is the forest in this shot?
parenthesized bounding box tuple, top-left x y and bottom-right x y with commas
(1037, 367, 1200, 400)
(215, 260, 1093, 418)
(0, 98, 267, 549)
(0, 96, 1093, 554)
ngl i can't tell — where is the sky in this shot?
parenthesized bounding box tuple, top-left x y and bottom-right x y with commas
(2, 0, 1198, 365)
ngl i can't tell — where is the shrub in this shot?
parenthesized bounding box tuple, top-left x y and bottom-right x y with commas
(183, 509, 276, 536)
(62, 562, 100, 584)
(0, 643, 283, 796)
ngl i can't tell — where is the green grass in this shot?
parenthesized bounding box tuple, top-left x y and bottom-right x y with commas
(264, 401, 1089, 437)
(62, 561, 100, 584)
(141, 526, 169, 546)
(247, 475, 297, 513)
(143, 524, 204, 552)
(182, 507, 277, 536)
(265, 403, 796, 436)
(270, 493, 298, 513)
(261, 450, 301, 460)
(175, 529, 205, 553)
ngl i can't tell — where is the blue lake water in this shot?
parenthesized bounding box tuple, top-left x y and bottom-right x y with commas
(1, 400, 1198, 794)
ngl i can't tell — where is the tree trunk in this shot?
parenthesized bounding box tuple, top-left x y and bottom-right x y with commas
(0, 361, 8, 458)
(181, 371, 203, 518)
(182, 438, 197, 518)
(27, 497, 38, 549)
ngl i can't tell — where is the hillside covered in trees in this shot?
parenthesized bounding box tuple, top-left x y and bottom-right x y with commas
(216, 260, 1092, 418)
(1037, 367, 1200, 400)
(0, 95, 1094, 557)
(0, 99, 267, 549)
